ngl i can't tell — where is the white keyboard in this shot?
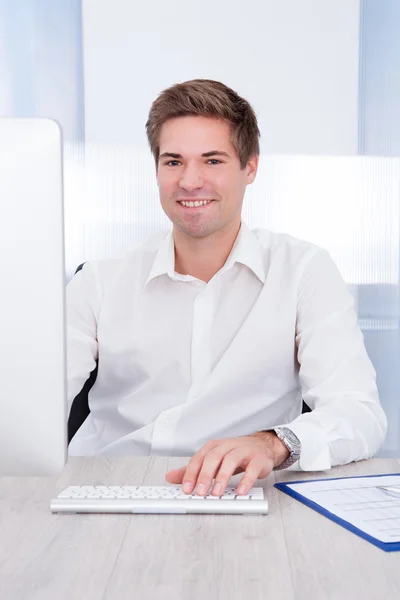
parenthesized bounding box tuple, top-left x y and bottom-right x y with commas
(50, 485, 268, 515)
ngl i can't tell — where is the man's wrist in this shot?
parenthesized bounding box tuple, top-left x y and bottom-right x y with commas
(253, 430, 290, 468)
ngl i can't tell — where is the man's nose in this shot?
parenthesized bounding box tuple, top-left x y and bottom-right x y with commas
(179, 165, 204, 191)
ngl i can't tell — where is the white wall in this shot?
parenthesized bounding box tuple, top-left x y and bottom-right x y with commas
(82, 0, 361, 155)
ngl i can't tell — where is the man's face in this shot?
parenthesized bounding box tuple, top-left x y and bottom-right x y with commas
(156, 116, 258, 239)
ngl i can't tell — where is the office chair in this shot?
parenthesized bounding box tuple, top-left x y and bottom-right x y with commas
(67, 263, 312, 443)
(67, 263, 98, 443)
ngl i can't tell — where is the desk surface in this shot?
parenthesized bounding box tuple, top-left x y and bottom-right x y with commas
(1, 457, 400, 600)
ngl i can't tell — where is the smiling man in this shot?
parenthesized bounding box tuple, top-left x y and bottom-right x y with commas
(67, 79, 387, 498)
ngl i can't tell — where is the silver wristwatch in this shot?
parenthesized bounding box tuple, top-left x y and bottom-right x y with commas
(272, 427, 301, 470)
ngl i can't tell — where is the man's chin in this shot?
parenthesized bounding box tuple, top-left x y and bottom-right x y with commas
(173, 221, 217, 239)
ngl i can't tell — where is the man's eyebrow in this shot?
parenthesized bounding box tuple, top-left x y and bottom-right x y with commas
(158, 150, 231, 161)
(159, 152, 182, 160)
(202, 151, 230, 158)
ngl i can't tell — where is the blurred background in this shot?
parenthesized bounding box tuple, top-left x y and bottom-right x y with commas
(0, 0, 399, 456)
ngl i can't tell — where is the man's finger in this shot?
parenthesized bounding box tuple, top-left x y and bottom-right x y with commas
(192, 447, 229, 496)
(179, 439, 221, 494)
(165, 466, 187, 484)
(165, 440, 220, 488)
(208, 449, 250, 496)
(236, 455, 272, 495)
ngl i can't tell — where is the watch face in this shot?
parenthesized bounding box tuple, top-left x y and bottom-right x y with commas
(281, 427, 301, 448)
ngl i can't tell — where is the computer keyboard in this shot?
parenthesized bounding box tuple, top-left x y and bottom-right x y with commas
(50, 485, 268, 515)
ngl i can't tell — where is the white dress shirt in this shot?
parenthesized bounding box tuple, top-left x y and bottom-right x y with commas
(67, 221, 387, 470)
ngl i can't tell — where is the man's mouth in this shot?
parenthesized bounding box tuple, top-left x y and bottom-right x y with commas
(177, 199, 214, 208)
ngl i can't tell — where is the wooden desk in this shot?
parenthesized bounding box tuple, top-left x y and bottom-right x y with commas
(1, 457, 399, 600)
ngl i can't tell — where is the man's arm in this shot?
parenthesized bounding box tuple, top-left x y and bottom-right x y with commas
(279, 248, 387, 471)
(66, 262, 100, 415)
(167, 248, 388, 496)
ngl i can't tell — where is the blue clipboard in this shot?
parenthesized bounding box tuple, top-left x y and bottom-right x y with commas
(275, 472, 400, 552)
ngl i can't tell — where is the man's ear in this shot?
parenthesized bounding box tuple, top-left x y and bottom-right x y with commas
(246, 155, 259, 185)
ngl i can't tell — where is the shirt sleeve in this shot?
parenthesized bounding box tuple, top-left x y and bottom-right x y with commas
(66, 262, 101, 414)
(280, 249, 388, 471)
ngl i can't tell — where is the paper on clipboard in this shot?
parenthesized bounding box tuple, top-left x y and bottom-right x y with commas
(279, 474, 400, 545)
(377, 484, 400, 497)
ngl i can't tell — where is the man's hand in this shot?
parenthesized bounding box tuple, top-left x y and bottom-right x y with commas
(165, 431, 290, 497)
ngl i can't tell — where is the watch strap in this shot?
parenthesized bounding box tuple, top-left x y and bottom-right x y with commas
(272, 427, 301, 470)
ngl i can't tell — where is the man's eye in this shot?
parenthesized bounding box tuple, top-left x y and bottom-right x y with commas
(207, 159, 222, 165)
(166, 160, 181, 166)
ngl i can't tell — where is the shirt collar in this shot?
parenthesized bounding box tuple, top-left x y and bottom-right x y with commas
(144, 221, 266, 288)
(224, 221, 266, 283)
(144, 230, 176, 288)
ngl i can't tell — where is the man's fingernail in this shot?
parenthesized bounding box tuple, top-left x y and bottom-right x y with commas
(196, 483, 205, 495)
(213, 482, 222, 495)
(237, 484, 247, 495)
(183, 482, 191, 493)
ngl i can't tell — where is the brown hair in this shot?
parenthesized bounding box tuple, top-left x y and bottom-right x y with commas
(146, 79, 260, 169)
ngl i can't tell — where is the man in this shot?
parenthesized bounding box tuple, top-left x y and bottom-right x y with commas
(67, 79, 387, 498)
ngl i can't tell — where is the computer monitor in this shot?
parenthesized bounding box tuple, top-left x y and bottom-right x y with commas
(0, 118, 67, 475)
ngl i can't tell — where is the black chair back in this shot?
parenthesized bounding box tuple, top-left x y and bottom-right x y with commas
(67, 263, 99, 443)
